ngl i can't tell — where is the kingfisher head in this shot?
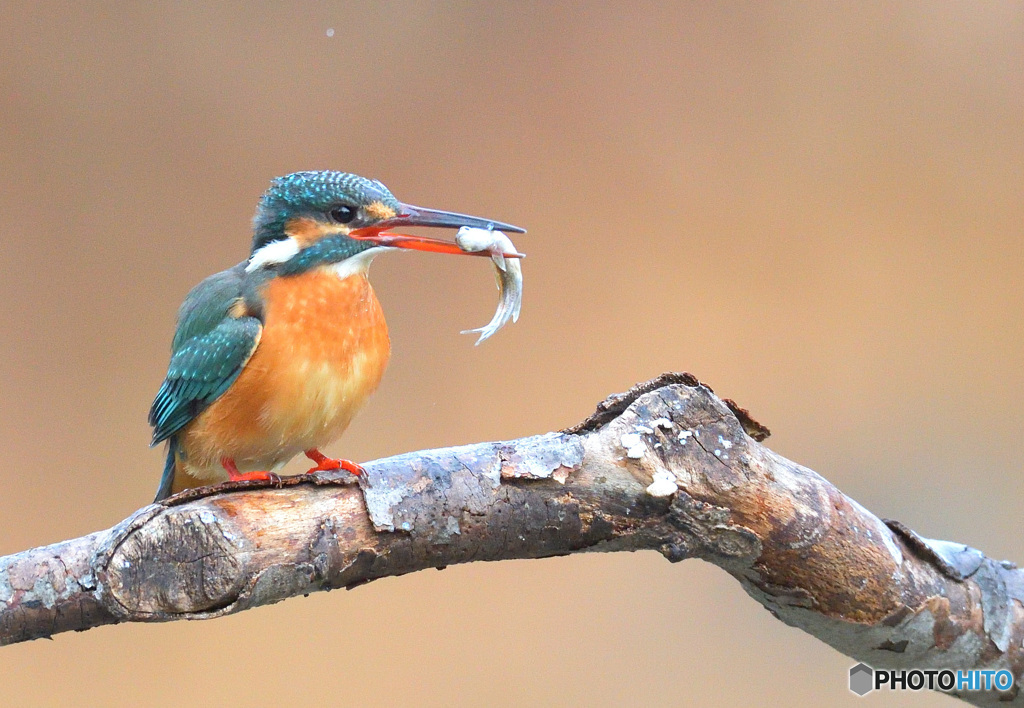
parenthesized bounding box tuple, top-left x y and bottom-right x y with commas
(247, 171, 524, 276)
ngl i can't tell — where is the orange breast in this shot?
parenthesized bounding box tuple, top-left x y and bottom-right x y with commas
(181, 268, 390, 478)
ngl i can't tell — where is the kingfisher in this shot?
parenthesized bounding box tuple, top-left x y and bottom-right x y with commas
(149, 171, 524, 501)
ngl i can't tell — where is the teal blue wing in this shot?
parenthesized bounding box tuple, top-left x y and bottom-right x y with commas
(171, 266, 249, 350)
(149, 266, 262, 445)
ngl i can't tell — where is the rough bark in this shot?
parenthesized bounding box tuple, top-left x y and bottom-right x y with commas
(1, 373, 1020, 704)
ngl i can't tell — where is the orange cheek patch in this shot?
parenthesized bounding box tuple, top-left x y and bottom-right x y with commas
(365, 201, 397, 220)
(284, 217, 348, 247)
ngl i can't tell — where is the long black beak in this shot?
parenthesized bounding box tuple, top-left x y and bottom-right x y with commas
(349, 203, 525, 256)
(387, 204, 526, 234)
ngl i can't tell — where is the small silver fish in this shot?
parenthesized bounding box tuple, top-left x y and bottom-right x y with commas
(456, 226, 524, 345)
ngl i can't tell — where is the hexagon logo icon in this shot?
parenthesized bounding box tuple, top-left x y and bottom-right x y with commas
(850, 663, 874, 696)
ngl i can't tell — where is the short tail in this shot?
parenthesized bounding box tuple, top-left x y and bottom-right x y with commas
(154, 437, 179, 502)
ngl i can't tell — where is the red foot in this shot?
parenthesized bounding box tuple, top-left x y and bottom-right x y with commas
(305, 449, 363, 476)
(221, 457, 281, 485)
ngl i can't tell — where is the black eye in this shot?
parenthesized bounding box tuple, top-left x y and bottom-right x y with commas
(329, 205, 357, 224)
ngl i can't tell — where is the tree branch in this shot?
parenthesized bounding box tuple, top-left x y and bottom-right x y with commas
(2, 374, 1021, 704)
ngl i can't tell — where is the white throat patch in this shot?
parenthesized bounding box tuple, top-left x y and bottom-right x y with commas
(328, 246, 391, 280)
(246, 237, 301, 273)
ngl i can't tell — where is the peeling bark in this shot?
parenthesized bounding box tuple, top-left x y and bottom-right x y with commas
(1, 374, 1021, 705)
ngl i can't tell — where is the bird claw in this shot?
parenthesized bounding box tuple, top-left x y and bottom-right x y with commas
(305, 449, 363, 476)
(309, 458, 341, 471)
(221, 457, 281, 486)
(339, 459, 365, 476)
(306, 461, 364, 476)
(227, 470, 281, 485)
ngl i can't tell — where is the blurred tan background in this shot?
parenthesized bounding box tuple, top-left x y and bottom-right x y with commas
(1, 2, 1021, 706)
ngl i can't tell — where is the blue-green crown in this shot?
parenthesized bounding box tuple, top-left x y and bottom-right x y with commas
(251, 171, 401, 251)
